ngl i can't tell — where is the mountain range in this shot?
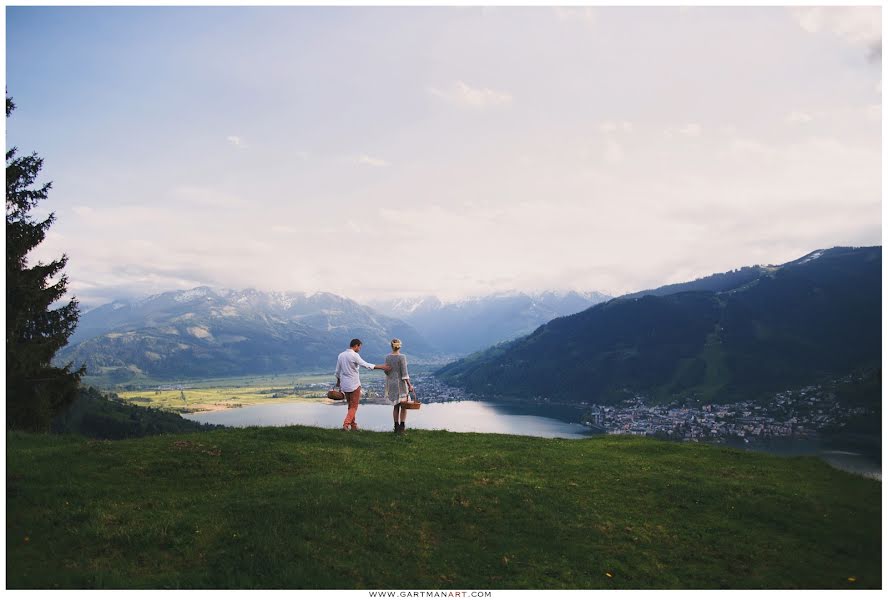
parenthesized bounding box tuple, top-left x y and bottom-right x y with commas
(60, 246, 879, 400)
(436, 247, 882, 405)
(60, 287, 608, 382)
(59, 287, 431, 381)
(367, 290, 611, 355)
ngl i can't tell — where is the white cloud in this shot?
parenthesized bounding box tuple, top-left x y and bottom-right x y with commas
(791, 6, 881, 45)
(599, 121, 634, 134)
(729, 138, 778, 159)
(57, 204, 169, 230)
(604, 140, 625, 164)
(428, 81, 513, 109)
(357, 154, 390, 167)
(271, 225, 301, 234)
(72, 206, 94, 217)
(666, 124, 703, 137)
(786, 111, 815, 124)
(554, 7, 597, 27)
(517, 154, 534, 167)
(173, 186, 245, 208)
(227, 135, 245, 147)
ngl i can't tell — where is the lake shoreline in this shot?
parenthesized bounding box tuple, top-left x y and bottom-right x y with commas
(180, 398, 881, 480)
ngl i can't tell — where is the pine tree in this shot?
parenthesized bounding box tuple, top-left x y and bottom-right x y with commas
(6, 96, 85, 432)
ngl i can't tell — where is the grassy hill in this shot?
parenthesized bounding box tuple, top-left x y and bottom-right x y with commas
(51, 386, 219, 439)
(6, 427, 880, 589)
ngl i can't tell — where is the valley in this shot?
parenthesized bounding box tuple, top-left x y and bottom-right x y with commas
(114, 373, 336, 413)
(106, 365, 462, 414)
(66, 246, 881, 460)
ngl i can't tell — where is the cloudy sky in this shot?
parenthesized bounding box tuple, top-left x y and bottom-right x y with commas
(5, 5, 882, 307)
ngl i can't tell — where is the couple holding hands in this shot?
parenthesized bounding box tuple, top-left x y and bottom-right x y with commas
(334, 337, 416, 433)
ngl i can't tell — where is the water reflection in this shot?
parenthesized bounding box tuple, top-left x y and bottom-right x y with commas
(819, 451, 881, 481)
(717, 438, 881, 481)
(183, 400, 881, 479)
(183, 400, 596, 439)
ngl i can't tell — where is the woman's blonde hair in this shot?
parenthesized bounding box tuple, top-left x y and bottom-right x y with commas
(390, 338, 402, 350)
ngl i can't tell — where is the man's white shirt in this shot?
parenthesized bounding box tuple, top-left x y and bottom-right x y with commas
(335, 348, 376, 393)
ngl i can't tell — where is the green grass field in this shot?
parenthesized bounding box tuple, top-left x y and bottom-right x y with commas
(110, 372, 341, 413)
(99, 370, 415, 413)
(83, 365, 446, 394)
(6, 428, 881, 589)
(115, 385, 327, 413)
(82, 371, 336, 393)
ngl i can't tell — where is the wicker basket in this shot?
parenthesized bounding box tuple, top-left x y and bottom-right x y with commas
(400, 390, 421, 410)
(326, 389, 345, 401)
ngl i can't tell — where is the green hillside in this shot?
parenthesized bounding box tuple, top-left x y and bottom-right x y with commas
(438, 247, 881, 404)
(51, 386, 219, 439)
(6, 427, 880, 589)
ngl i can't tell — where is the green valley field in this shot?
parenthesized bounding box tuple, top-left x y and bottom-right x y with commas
(114, 378, 332, 413)
(6, 428, 881, 589)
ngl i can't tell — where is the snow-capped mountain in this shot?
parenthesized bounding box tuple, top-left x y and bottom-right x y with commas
(367, 290, 611, 356)
(367, 296, 444, 318)
(61, 287, 431, 381)
(62, 286, 611, 380)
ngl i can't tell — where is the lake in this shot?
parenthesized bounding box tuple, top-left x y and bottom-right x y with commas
(718, 437, 882, 481)
(183, 399, 596, 438)
(183, 400, 881, 480)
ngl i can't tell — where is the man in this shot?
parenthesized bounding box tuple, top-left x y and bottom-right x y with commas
(335, 338, 390, 431)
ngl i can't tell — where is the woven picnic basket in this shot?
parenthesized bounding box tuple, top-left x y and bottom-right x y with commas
(400, 389, 421, 410)
(326, 388, 345, 401)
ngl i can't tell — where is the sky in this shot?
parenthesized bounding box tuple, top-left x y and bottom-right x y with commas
(4, 5, 883, 308)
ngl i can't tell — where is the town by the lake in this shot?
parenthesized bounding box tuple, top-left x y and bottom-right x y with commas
(352, 371, 875, 445)
(141, 368, 875, 447)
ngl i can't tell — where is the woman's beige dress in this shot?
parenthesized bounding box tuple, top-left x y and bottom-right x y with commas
(384, 353, 409, 404)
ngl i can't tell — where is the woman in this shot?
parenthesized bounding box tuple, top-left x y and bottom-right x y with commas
(384, 338, 415, 433)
